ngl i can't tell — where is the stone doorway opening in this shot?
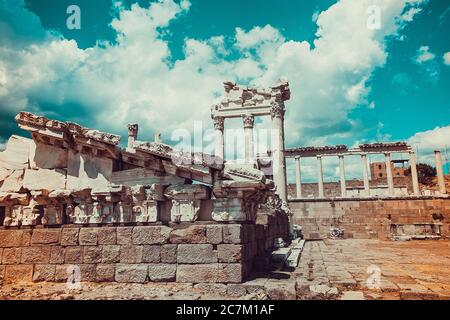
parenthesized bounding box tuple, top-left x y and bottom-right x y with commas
(0, 206, 5, 226)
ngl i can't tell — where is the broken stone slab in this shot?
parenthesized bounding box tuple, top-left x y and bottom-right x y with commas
(222, 164, 266, 181)
(164, 184, 211, 200)
(0, 170, 24, 193)
(271, 248, 291, 264)
(23, 168, 67, 192)
(28, 141, 68, 170)
(66, 150, 112, 192)
(0, 135, 32, 170)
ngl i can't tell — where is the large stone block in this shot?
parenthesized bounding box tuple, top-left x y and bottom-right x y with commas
(102, 245, 120, 263)
(142, 245, 161, 263)
(97, 227, 116, 245)
(33, 264, 56, 282)
(21, 247, 51, 264)
(169, 225, 207, 244)
(2, 248, 21, 264)
(148, 264, 176, 282)
(206, 225, 223, 244)
(49, 246, 65, 264)
(61, 228, 80, 246)
(177, 244, 217, 264)
(65, 247, 83, 264)
(176, 264, 219, 283)
(28, 141, 68, 170)
(116, 227, 133, 244)
(115, 264, 148, 283)
(132, 226, 171, 245)
(23, 168, 66, 192)
(80, 264, 97, 282)
(218, 244, 243, 263)
(79, 228, 98, 245)
(161, 244, 177, 263)
(217, 263, 244, 283)
(120, 245, 143, 263)
(31, 229, 61, 245)
(83, 246, 102, 263)
(0, 230, 24, 247)
(223, 225, 243, 244)
(0, 135, 32, 170)
(66, 150, 112, 192)
(4, 265, 33, 284)
(96, 264, 115, 282)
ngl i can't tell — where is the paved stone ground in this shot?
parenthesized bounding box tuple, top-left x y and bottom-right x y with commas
(295, 239, 450, 300)
(1, 239, 449, 300)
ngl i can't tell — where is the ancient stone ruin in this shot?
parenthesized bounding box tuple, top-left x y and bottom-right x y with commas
(0, 81, 291, 284)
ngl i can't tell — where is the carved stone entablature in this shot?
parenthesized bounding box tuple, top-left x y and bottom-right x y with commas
(164, 184, 211, 222)
(170, 199, 201, 223)
(213, 117, 224, 131)
(211, 80, 290, 119)
(164, 184, 211, 200)
(242, 114, 255, 129)
(16, 112, 121, 147)
(222, 164, 266, 183)
(358, 142, 410, 153)
(211, 190, 266, 222)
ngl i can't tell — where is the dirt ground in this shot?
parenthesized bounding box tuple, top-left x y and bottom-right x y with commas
(1, 239, 449, 300)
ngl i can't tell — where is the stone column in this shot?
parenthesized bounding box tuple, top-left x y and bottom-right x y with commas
(242, 114, 255, 164)
(435, 150, 447, 195)
(339, 155, 346, 197)
(295, 156, 302, 198)
(361, 153, 370, 196)
(317, 156, 324, 198)
(385, 152, 394, 196)
(409, 151, 420, 196)
(270, 104, 288, 203)
(127, 123, 138, 149)
(213, 117, 225, 165)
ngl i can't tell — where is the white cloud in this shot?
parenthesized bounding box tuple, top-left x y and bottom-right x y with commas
(414, 46, 435, 63)
(443, 52, 450, 66)
(408, 125, 450, 164)
(0, 0, 427, 160)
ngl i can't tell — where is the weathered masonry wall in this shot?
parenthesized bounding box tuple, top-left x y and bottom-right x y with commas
(0, 218, 289, 284)
(289, 198, 450, 240)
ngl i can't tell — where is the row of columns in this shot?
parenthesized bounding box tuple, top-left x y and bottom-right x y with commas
(294, 151, 425, 198)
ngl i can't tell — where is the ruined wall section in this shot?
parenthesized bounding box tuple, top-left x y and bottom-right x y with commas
(290, 198, 450, 240)
(0, 219, 289, 285)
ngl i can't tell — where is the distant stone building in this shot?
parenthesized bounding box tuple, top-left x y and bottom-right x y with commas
(370, 159, 409, 180)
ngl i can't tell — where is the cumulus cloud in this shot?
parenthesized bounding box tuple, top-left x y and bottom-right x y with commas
(0, 0, 428, 179)
(414, 45, 435, 63)
(413, 46, 440, 83)
(444, 52, 450, 66)
(408, 125, 450, 165)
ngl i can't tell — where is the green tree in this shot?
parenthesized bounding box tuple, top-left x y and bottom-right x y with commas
(405, 163, 437, 185)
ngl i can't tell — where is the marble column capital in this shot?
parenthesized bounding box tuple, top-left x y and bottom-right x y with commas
(270, 102, 285, 119)
(213, 117, 225, 131)
(242, 114, 255, 129)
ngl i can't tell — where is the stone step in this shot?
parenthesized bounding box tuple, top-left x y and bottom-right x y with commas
(285, 239, 305, 268)
(271, 248, 292, 263)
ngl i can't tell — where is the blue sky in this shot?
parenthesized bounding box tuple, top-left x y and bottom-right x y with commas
(0, 0, 449, 180)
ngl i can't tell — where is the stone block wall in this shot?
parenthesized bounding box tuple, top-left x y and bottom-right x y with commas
(289, 198, 450, 240)
(0, 218, 289, 284)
